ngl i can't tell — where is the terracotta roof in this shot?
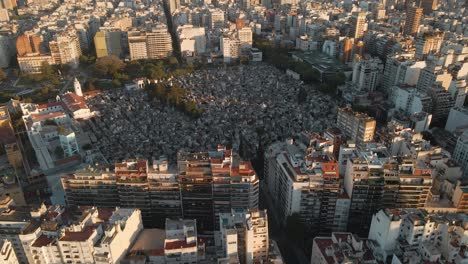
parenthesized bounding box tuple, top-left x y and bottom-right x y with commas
(37, 101, 64, 110)
(165, 240, 196, 250)
(32, 235, 54, 247)
(60, 226, 96, 242)
(97, 208, 114, 222)
(61, 93, 89, 113)
(30, 111, 66, 123)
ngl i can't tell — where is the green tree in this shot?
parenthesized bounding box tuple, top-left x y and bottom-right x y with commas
(94, 56, 125, 77)
(168, 57, 179, 65)
(111, 79, 122, 88)
(40, 62, 55, 78)
(0, 69, 6, 81)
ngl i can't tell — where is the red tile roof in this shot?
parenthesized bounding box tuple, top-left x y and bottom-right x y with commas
(37, 101, 64, 110)
(97, 208, 114, 222)
(60, 226, 96, 242)
(32, 235, 54, 247)
(165, 240, 196, 250)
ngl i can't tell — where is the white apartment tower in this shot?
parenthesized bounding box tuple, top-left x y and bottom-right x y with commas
(128, 31, 148, 60)
(350, 12, 367, 39)
(178, 25, 206, 55)
(221, 36, 240, 63)
(209, 9, 224, 30)
(352, 57, 383, 91)
(218, 209, 269, 264)
(237, 27, 253, 50)
(49, 33, 82, 67)
(147, 26, 173, 59)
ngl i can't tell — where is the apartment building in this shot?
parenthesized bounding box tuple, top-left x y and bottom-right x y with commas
(209, 9, 224, 30)
(63, 147, 258, 236)
(26, 206, 143, 264)
(128, 31, 148, 60)
(177, 25, 206, 55)
(343, 144, 432, 236)
(49, 32, 82, 67)
(311, 232, 378, 264)
(416, 64, 452, 92)
(62, 157, 182, 227)
(147, 26, 173, 59)
(177, 146, 259, 236)
(349, 12, 367, 39)
(218, 209, 269, 264)
(264, 133, 346, 235)
(0, 239, 19, 264)
(403, 6, 423, 36)
(336, 107, 376, 145)
(164, 219, 204, 264)
(17, 54, 55, 74)
(383, 55, 426, 92)
(220, 34, 241, 63)
(415, 32, 444, 60)
(352, 57, 384, 92)
(453, 131, 468, 177)
(368, 208, 468, 263)
(124, 219, 206, 264)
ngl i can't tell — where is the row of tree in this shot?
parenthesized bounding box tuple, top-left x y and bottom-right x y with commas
(253, 36, 346, 94)
(89, 56, 199, 88)
(146, 82, 202, 118)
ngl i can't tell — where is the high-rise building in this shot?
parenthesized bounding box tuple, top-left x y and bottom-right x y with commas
(169, 0, 180, 14)
(17, 54, 55, 74)
(0, 31, 16, 67)
(336, 107, 376, 145)
(218, 209, 269, 264)
(177, 146, 259, 236)
(30, 207, 143, 264)
(62, 158, 182, 227)
(369, 209, 468, 263)
(237, 27, 253, 50)
(264, 133, 345, 235)
(448, 79, 468, 108)
(351, 57, 384, 92)
(0, 239, 19, 264)
(343, 144, 432, 236)
(49, 33, 81, 67)
(427, 85, 455, 125)
(416, 64, 452, 92)
(177, 25, 206, 55)
(63, 147, 259, 237)
(340, 37, 354, 64)
(453, 131, 468, 176)
(209, 9, 224, 30)
(147, 26, 173, 59)
(94, 30, 123, 58)
(0, 0, 16, 10)
(16, 33, 43, 56)
(415, 32, 444, 60)
(417, 0, 438, 14)
(349, 12, 367, 39)
(382, 55, 426, 92)
(94, 31, 108, 58)
(403, 6, 423, 36)
(128, 31, 148, 60)
(220, 35, 240, 63)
